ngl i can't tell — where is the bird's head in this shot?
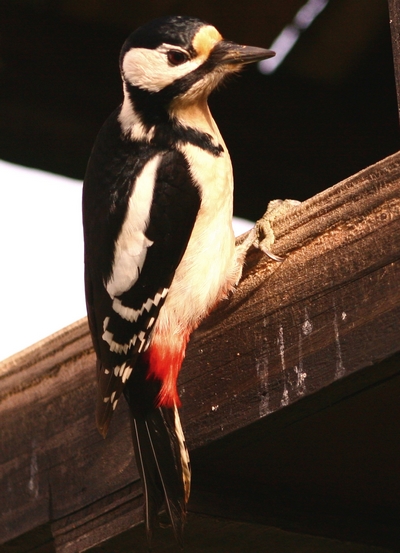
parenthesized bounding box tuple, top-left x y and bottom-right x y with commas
(118, 16, 274, 133)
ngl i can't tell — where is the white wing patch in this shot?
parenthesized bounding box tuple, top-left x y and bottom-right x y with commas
(111, 362, 133, 383)
(102, 327, 138, 354)
(101, 288, 169, 354)
(112, 296, 153, 322)
(112, 287, 168, 322)
(106, 155, 162, 298)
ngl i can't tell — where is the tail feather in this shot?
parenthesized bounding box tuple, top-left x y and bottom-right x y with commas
(128, 404, 190, 548)
(131, 415, 164, 543)
(145, 414, 184, 545)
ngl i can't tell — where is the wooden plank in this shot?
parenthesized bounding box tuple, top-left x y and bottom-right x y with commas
(0, 325, 139, 549)
(389, 0, 400, 122)
(0, 151, 399, 552)
(188, 352, 400, 550)
(181, 149, 400, 448)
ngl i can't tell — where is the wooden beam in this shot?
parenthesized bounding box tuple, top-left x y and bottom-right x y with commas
(0, 151, 399, 552)
(389, 0, 400, 122)
(181, 148, 400, 450)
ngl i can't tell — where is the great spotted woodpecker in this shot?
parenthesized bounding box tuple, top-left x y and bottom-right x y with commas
(82, 15, 274, 545)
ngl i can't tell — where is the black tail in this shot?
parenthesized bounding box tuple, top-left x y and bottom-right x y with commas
(124, 364, 191, 547)
(129, 406, 190, 546)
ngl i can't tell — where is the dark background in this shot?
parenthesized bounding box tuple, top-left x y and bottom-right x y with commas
(0, 0, 398, 221)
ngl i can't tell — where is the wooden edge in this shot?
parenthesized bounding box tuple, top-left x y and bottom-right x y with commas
(388, 0, 400, 123)
(0, 317, 90, 377)
(0, 317, 92, 402)
(261, 149, 400, 258)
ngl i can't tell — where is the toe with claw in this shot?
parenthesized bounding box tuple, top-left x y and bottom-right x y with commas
(253, 199, 301, 262)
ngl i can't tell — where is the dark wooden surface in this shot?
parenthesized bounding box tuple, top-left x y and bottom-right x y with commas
(389, 0, 400, 122)
(0, 151, 400, 552)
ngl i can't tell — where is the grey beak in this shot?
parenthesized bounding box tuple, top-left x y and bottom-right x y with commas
(212, 40, 275, 66)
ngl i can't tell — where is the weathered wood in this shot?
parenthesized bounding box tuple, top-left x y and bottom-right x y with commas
(188, 351, 400, 550)
(389, 0, 400, 122)
(0, 151, 400, 552)
(178, 147, 400, 447)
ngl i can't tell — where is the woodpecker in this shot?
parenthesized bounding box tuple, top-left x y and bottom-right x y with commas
(83, 15, 274, 545)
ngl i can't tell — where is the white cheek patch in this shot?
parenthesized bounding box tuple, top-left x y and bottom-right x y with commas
(106, 155, 162, 298)
(118, 90, 156, 141)
(122, 45, 203, 93)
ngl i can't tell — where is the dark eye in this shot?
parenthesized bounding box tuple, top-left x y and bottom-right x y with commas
(167, 50, 188, 66)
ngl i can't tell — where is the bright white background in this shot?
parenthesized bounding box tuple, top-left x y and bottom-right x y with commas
(0, 160, 253, 361)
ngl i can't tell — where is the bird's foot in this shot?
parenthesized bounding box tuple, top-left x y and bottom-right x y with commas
(253, 199, 301, 261)
(234, 199, 300, 286)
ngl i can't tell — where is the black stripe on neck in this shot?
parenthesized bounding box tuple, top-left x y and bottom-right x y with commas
(159, 122, 223, 156)
(125, 55, 215, 126)
(125, 82, 223, 156)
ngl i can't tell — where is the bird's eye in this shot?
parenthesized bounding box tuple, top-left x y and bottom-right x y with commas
(167, 50, 188, 66)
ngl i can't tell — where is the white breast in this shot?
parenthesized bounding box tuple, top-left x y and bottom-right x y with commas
(154, 141, 237, 338)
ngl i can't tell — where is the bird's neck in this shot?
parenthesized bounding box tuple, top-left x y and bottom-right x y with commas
(168, 98, 218, 139)
(119, 87, 224, 156)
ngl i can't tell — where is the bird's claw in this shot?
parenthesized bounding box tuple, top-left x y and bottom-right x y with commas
(253, 199, 301, 262)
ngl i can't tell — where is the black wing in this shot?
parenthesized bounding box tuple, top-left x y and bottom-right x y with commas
(83, 114, 201, 436)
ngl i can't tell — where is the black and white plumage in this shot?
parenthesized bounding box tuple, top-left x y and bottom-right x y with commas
(83, 15, 274, 545)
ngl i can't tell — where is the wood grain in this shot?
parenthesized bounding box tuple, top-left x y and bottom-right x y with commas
(0, 151, 399, 552)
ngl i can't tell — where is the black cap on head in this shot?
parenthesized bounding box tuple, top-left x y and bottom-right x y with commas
(120, 15, 208, 66)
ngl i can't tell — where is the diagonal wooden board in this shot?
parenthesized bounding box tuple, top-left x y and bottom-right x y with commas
(0, 150, 399, 552)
